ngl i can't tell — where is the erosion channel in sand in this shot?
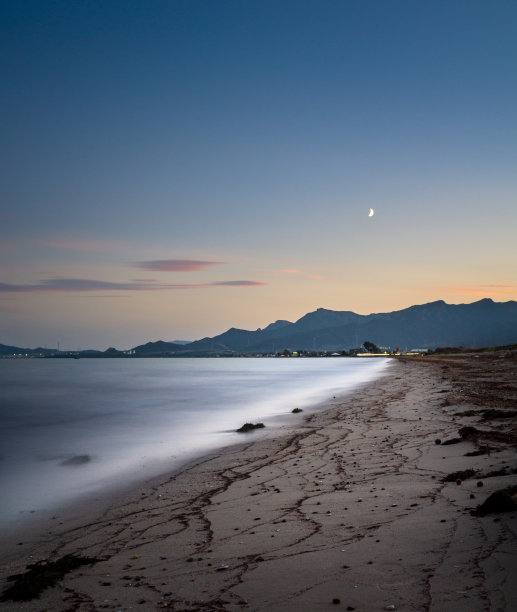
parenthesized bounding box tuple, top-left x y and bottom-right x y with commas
(1, 354, 516, 611)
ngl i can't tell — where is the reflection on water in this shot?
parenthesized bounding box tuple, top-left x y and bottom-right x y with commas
(0, 357, 388, 526)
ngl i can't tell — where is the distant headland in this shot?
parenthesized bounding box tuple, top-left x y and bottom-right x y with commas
(2, 298, 517, 358)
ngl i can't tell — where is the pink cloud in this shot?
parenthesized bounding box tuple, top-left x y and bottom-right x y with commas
(132, 259, 227, 272)
(212, 280, 267, 286)
(131, 278, 159, 283)
(280, 269, 302, 275)
(0, 278, 267, 293)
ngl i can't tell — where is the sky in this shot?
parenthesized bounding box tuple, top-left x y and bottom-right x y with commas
(1, 0, 516, 350)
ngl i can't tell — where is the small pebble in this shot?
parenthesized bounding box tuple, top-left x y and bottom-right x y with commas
(332, 598, 341, 604)
(477, 481, 484, 487)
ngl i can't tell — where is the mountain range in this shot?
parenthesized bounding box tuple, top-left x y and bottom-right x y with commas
(2, 298, 517, 357)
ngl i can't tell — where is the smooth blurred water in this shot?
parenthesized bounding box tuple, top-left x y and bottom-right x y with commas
(0, 357, 389, 526)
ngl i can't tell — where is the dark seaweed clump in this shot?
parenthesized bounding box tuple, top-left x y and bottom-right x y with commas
(480, 409, 517, 420)
(471, 485, 517, 516)
(455, 410, 480, 417)
(443, 469, 477, 482)
(458, 426, 480, 439)
(291, 408, 303, 413)
(236, 422, 265, 433)
(455, 409, 517, 420)
(444, 466, 517, 483)
(464, 448, 489, 457)
(1, 554, 100, 602)
(441, 437, 463, 446)
(482, 467, 517, 478)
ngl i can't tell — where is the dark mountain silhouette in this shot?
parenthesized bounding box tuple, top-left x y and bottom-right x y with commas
(2, 299, 516, 357)
(261, 320, 292, 333)
(132, 340, 186, 355)
(0, 344, 58, 356)
(290, 308, 366, 332)
(184, 299, 517, 353)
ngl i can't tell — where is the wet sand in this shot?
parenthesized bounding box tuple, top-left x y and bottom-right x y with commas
(1, 354, 516, 611)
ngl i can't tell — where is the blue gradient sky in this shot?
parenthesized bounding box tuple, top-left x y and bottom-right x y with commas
(1, 1, 516, 349)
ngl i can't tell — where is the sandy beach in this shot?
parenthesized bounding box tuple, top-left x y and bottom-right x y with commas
(1, 354, 516, 611)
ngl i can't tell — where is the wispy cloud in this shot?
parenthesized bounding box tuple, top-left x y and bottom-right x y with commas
(443, 285, 517, 297)
(0, 280, 148, 292)
(212, 280, 266, 286)
(131, 278, 159, 283)
(132, 259, 227, 272)
(0, 278, 266, 293)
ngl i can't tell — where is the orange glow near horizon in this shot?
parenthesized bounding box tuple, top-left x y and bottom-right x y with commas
(442, 286, 517, 298)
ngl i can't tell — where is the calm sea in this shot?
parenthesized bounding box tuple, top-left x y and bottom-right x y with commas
(0, 357, 389, 527)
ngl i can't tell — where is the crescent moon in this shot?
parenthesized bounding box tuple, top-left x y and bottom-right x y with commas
(368, 208, 374, 217)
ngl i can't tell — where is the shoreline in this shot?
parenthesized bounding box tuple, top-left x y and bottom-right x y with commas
(0, 360, 391, 541)
(0, 357, 389, 532)
(1, 356, 516, 610)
